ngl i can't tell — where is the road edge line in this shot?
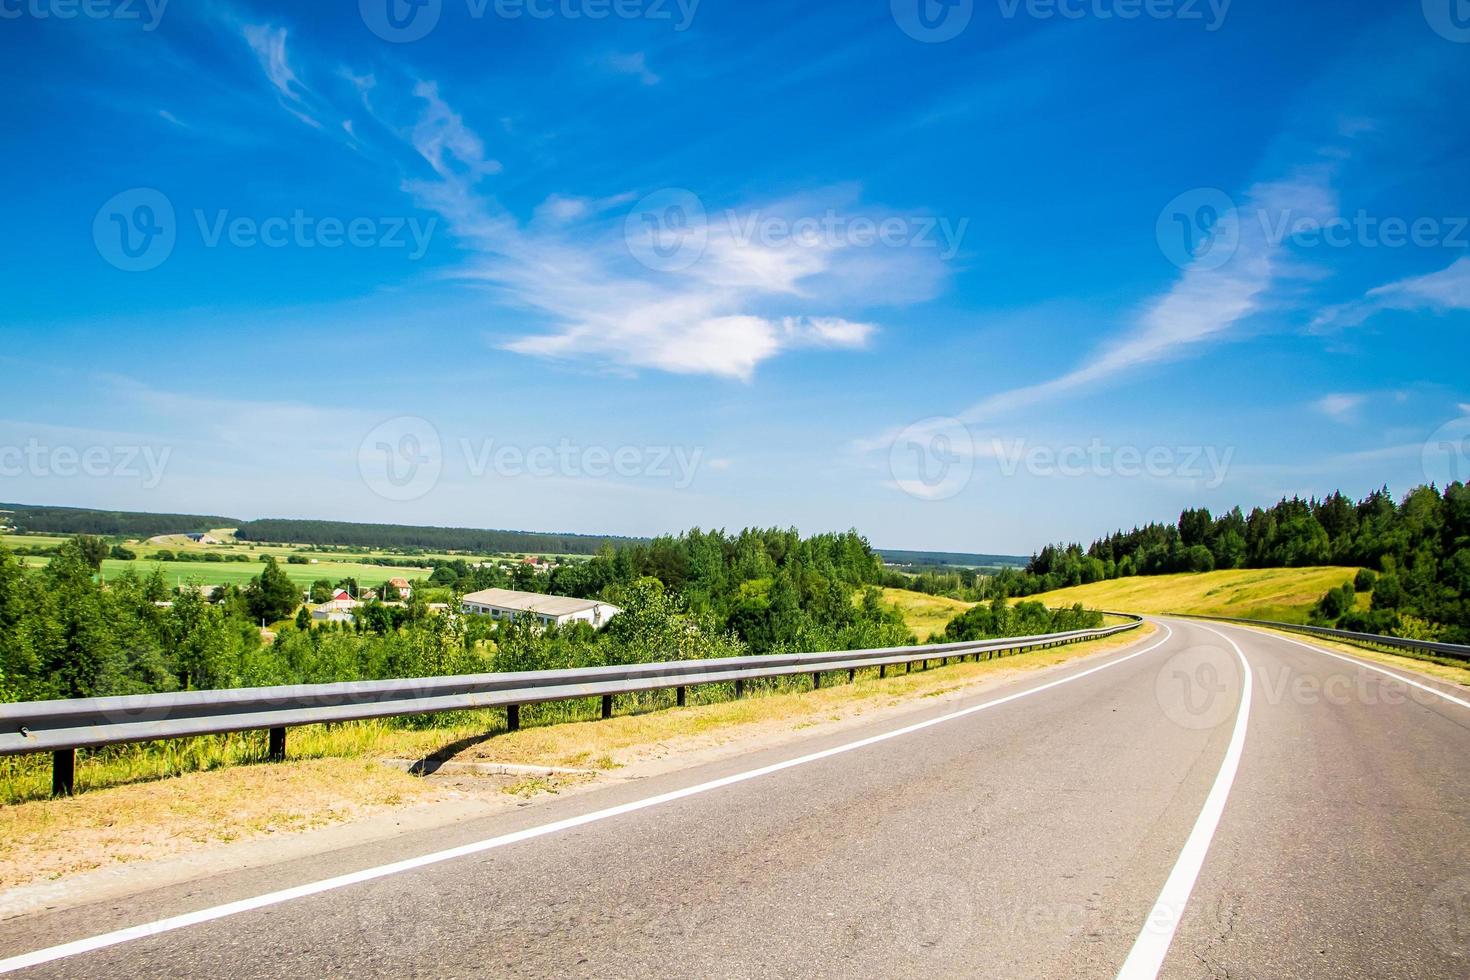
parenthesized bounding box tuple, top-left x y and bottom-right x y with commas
(0, 624, 1175, 976)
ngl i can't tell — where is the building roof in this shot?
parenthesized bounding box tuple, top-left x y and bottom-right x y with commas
(388, 578, 411, 587)
(460, 588, 619, 618)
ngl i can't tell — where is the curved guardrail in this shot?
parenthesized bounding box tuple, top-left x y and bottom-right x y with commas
(1167, 613, 1470, 662)
(1, 616, 1143, 796)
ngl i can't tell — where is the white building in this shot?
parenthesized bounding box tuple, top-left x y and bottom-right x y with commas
(312, 589, 360, 624)
(460, 588, 621, 628)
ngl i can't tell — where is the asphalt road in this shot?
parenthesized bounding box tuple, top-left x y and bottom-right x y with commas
(3, 618, 1468, 979)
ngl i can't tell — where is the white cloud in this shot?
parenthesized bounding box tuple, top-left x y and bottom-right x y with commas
(381, 87, 931, 380)
(1313, 256, 1470, 330)
(1313, 392, 1364, 421)
(606, 52, 660, 86)
(241, 24, 320, 128)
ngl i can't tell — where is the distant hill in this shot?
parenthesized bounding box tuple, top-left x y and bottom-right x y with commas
(877, 548, 1029, 569)
(234, 518, 642, 555)
(0, 503, 236, 539)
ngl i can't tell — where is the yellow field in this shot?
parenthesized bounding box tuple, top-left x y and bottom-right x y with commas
(876, 587, 975, 641)
(1019, 566, 1366, 622)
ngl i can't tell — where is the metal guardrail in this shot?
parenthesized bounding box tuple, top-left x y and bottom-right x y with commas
(1169, 613, 1470, 661)
(1, 616, 1142, 796)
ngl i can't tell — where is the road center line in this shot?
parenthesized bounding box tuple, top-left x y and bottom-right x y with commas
(1117, 623, 1252, 980)
(0, 624, 1175, 976)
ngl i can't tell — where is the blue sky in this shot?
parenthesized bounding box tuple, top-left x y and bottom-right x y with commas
(2, 0, 1468, 554)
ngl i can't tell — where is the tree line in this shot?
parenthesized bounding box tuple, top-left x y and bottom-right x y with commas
(895, 483, 1469, 644)
(0, 527, 1084, 704)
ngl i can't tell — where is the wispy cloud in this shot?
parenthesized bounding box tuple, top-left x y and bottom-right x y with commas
(1313, 392, 1365, 421)
(605, 52, 660, 86)
(1312, 255, 1470, 330)
(241, 24, 320, 129)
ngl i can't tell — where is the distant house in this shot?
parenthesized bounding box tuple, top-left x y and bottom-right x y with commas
(387, 577, 413, 599)
(460, 588, 621, 628)
(312, 589, 360, 624)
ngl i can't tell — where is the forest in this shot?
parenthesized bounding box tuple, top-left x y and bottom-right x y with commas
(894, 483, 1470, 643)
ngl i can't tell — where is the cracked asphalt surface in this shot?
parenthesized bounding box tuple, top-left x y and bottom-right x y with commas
(2, 618, 1467, 978)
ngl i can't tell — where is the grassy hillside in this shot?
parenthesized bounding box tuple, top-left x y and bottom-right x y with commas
(1018, 567, 1366, 622)
(875, 587, 975, 641)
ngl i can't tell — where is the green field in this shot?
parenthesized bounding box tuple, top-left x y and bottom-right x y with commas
(1018, 567, 1367, 622)
(17, 557, 436, 589)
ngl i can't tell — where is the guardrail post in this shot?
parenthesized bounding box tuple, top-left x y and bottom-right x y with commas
(848, 668, 856, 684)
(507, 704, 521, 732)
(735, 678, 745, 699)
(601, 694, 613, 720)
(879, 664, 887, 679)
(676, 686, 687, 707)
(268, 727, 287, 762)
(52, 749, 75, 798)
(812, 672, 822, 690)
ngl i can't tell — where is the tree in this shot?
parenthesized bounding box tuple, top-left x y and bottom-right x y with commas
(245, 558, 299, 624)
(309, 579, 335, 604)
(73, 534, 109, 571)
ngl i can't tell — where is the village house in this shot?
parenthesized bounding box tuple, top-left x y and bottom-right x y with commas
(460, 588, 621, 628)
(387, 577, 413, 599)
(311, 589, 360, 624)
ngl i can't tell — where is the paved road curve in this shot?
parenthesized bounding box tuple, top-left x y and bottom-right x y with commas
(2, 619, 1468, 978)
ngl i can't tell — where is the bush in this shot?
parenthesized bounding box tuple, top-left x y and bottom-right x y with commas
(1353, 568, 1377, 593)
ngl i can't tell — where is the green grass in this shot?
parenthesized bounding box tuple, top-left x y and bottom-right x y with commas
(16, 557, 436, 588)
(1019, 567, 1367, 622)
(874, 587, 975, 641)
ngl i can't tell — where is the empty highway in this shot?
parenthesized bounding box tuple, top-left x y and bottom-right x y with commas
(2, 618, 1468, 978)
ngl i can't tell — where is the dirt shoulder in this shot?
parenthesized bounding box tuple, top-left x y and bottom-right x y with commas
(0, 624, 1155, 915)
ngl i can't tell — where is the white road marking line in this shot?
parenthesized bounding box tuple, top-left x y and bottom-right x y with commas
(0, 624, 1175, 976)
(1227, 625, 1470, 711)
(1117, 623, 1252, 980)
